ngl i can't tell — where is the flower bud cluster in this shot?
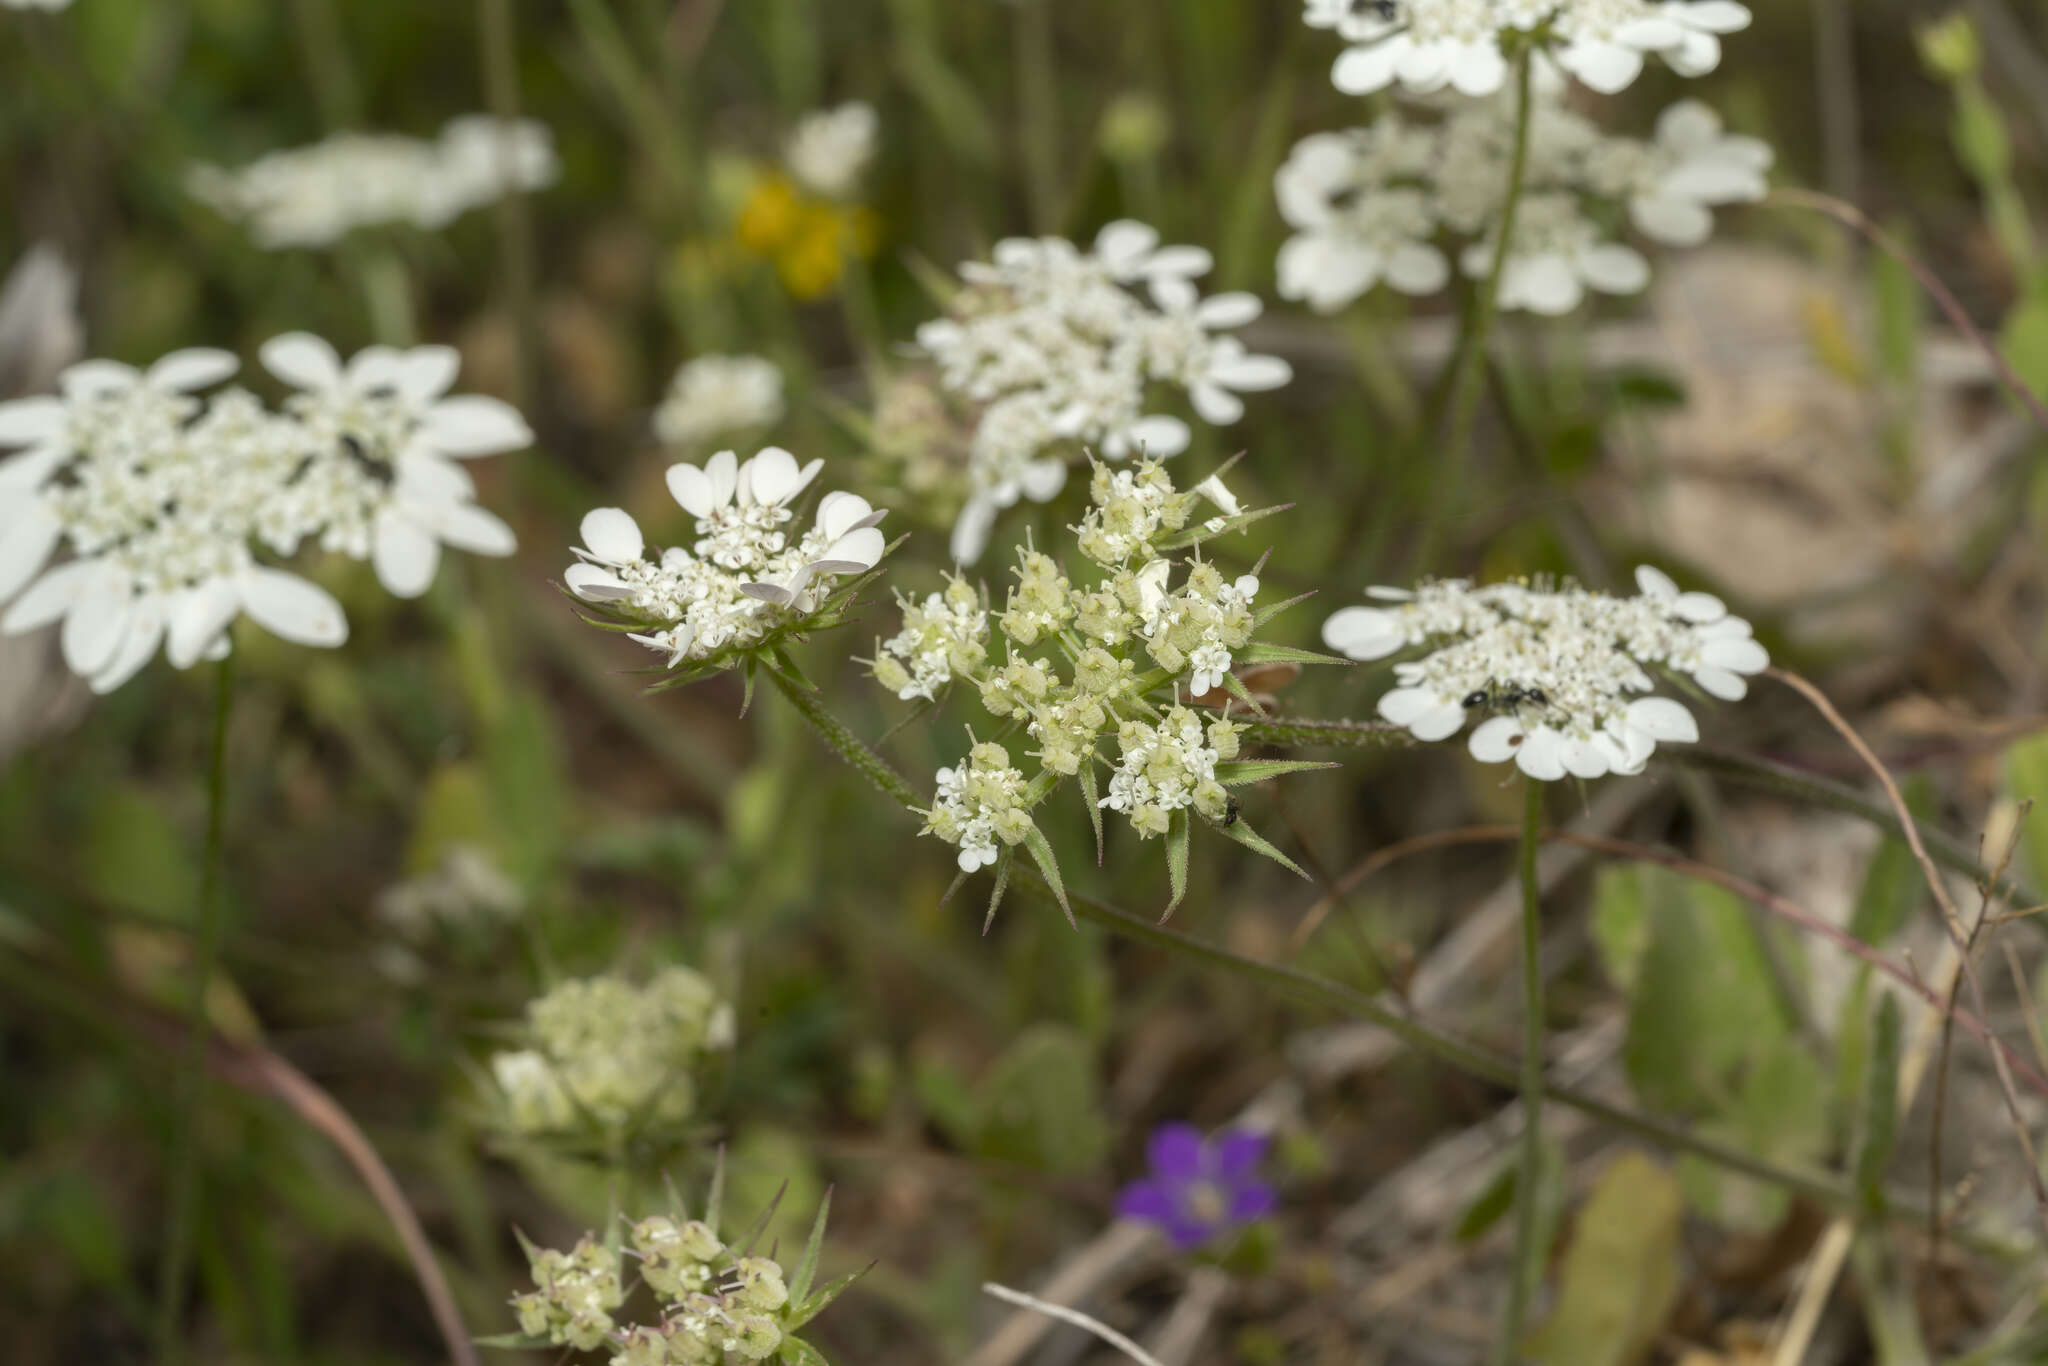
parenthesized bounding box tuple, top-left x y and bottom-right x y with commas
(871, 573, 988, 701)
(1101, 706, 1242, 836)
(884, 461, 1303, 898)
(921, 742, 1034, 872)
(512, 1236, 625, 1352)
(491, 967, 734, 1137)
(513, 1212, 812, 1365)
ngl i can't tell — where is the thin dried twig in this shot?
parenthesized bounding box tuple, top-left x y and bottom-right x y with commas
(981, 1282, 1166, 1366)
(209, 1043, 480, 1366)
(1772, 667, 2048, 1237)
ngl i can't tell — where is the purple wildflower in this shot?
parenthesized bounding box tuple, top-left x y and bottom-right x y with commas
(1114, 1122, 1277, 1250)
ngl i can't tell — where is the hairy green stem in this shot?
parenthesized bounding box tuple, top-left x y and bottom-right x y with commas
(1415, 45, 1534, 570)
(154, 652, 237, 1360)
(770, 683, 1931, 1217)
(1498, 779, 1545, 1365)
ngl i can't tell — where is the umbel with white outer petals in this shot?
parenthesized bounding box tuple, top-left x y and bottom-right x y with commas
(0, 336, 529, 695)
(564, 446, 888, 687)
(1303, 0, 1753, 98)
(1321, 566, 1768, 780)
(913, 219, 1292, 563)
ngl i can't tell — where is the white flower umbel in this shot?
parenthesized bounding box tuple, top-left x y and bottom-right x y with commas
(1303, 0, 1752, 97)
(1321, 565, 1768, 780)
(0, 351, 349, 692)
(1274, 78, 1771, 315)
(261, 333, 526, 598)
(187, 117, 558, 250)
(916, 220, 1291, 563)
(565, 447, 887, 681)
(653, 354, 785, 449)
(784, 101, 879, 200)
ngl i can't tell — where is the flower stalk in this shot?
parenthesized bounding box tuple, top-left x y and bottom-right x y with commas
(1499, 777, 1545, 1365)
(154, 650, 237, 1361)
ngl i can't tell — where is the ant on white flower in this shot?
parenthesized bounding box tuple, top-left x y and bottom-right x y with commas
(1461, 681, 1550, 713)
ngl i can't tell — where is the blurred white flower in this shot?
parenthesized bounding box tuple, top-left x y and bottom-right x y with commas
(1322, 566, 1767, 780)
(188, 117, 558, 250)
(0, 352, 349, 693)
(1459, 192, 1650, 315)
(653, 354, 785, 448)
(918, 220, 1290, 562)
(261, 332, 527, 599)
(784, 101, 879, 199)
(1274, 79, 1770, 314)
(1, 0, 73, 10)
(1304, 0, 1752, 97)
(565, 447, 886, 674)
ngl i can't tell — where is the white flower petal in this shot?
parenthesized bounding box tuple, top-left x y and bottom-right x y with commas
(1468, 715, 1525, 763)
(2, 560, 93, 634)
(239, 569, 349, 647)
(0, 498, 63, 603)
(1693, 665, 1748, 701)
(260, 332, 344, 391)
(950, 495, 997, 565)
(0, 397, 68, 446)
(419, 396, 532, 456)
(373, 512, 442, 598)
(1124, 415, 1190, 457)
(91, 598, 164, 694)
(579, 507, 643, 565)
(430, 501, 518, 556)
(1322, 605, 1405, 660)
(62, 570, 132, 676)
(1624, 696, 1698, 743)
(1515, 727, 1568, 781)
(395, 347, 461, 404)
(146, 348, 238, 392)
(564, 563, 632, 600)
(1195, 292, 1263, 329)
(168, 580, 241, 669)
(741, 446, 802, 506)
(1634, 565, 1679, 599)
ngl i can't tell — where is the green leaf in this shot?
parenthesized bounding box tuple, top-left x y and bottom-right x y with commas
(1220, 670, 1269, 715)
(1163, 808, 1190, 920)
(1589, 864, 1650, 993)
(1218, 817, 1310, 881)
(1076, 759, 1105, 866)
(1234, 642, 1347, 668)
(1454, 1136, 1564, 1248)
(1020, 823, 1073, 928)
(777, 1335, 832, 1366)
(973, 1023, 1109, 1175)
(785, 1268, 867, 1331)
(1849, 775, 1932, 945)
(1215, 759, 1340, 786)
(1608, 369, 1688, 408)
(1526, 1151, 1684, 1366)
(788, 1189, 832, 1305)
(1854, 996, 1904, 1216)
(982, 848, 1013, 933)
(2006, 732, 2048, 890)
(1621, 866, 1796, 1114)
(1252, 588, 1320, 629)
(1150, 502, 1289, 551)
(1678, 1040, 1830, 1233)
